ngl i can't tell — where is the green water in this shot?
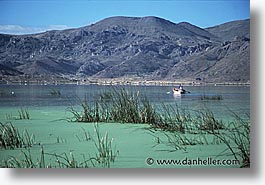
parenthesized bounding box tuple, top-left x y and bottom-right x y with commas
(0, 84, 249, 117)
(0, 85, 249, 168)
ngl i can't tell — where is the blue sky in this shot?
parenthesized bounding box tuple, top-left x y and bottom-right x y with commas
(0, 0, 250, 34)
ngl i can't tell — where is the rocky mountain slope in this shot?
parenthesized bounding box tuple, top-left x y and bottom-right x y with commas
(0, 16, 250, 83)
(206, 19, 250, 42)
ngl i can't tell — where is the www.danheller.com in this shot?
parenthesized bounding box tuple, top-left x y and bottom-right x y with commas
(145, 157, 240, 167)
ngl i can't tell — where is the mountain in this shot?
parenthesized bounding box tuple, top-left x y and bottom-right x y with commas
(166, 36, 250, 82)
(0, 16, 250, 83)
(0, 63, 23, 76)
(206, 19, 250, 42)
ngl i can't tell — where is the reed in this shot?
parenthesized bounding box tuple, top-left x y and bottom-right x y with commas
(0, 122, 36, 149)
(75, 127, 91, 142)
(67, 88, 159, 125)
(157, 103, 193, 133)
(67, 98, 104, 123)
(207, 113, 250, 168)
(162, 131, 209, 151)
(5, 108, 30, 120)
(140, 96, 159, 124)
(148, 106, 249, 167)
(67, 87, 142, 123)
(97, 93, 112, 121)
(194, 108, 224, 132)
(109, 87, 141, 123)
(92, 123, 118, 168)
(5, 113, 14, 120)
(49, 123, 119, 168)
(3, 149, 36, 168)
(78, 100, 95, 122)
(46, 152, 80, 168)
(22, 129, 36, 148)
(56, 136, 67, 143)
(1, 123, 118, 168)
(47, 151, 97, 168)
(2, 147, 96, 168)
(49, 88, 61, 96)
(67, 88, 225, 135)
(18, 107, 30, 120)
(0, 122, 23, 149)
(2, 146, 51, 168)
(200, 95, 223, 100)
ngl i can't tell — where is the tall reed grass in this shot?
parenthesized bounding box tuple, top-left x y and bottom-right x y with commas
(194, 108, 224, 132)
(0, 122, 35, 149)
(67, 87, 197, 133)
(0, 122, 23, 149)
(66, 87, 249, 167)
(2, 147, 96, 168)
(3, 148, 39, 168)
(149, 110, 250, 168)
(200, 95, 223, 100)
(163, 132, 209, 151)
(5, 108, 30, 120)
(49, 88, 61, 96)
(18, 107, 30, 120)
(92, 123, 118, 167)
(207, 112, 250, 168)
(67, 88, 224, 134)
(1, 123, 118, 168)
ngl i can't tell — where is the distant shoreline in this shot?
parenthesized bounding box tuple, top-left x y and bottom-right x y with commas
(0, 77, 250, 87)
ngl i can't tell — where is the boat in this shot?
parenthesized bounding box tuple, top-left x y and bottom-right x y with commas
(172, 88, 185, 95)
(172, 87, 189, 95)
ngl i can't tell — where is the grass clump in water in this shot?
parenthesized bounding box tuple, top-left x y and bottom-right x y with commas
(49, 88, 61, 96)
(200, 95, 223, 100)
(0, 122, 35, 149)
(2, 148, 41, 168)
(67, 100, 102, 122)
(75, 127, 91, 142)
(1, 124, 118, 168)
(5, 108, 30, 120)
(0, 122, 23, 149)
(207, 112, 250, 168)
(163, 132, 209, 151)
(2, 148, 94, 168)
(18, 108, 30, 120)
(67, 88, 154, 124)
(67, 87, 223, 134)
(194, 108, 224, 132)
(155, 103, 192, 133)
(153, 110, 250, 168)
(109, 88, 141, 123)
(92, 123, 118, 168)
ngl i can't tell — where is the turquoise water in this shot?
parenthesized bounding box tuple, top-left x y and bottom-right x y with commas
(0, 84, 250, 120)
(0, 85, 250, 168)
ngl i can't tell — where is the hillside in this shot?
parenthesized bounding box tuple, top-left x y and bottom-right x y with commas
(0, 16, 250, 83)
(206, 19, 250, 42)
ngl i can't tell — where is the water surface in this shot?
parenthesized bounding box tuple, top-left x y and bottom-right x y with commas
(0, 84, 250, 168)
(0, 84, 250, 120)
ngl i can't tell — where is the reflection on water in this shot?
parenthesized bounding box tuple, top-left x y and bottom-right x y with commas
(0, 84, 250, 120)
(173, 93, 182, 99)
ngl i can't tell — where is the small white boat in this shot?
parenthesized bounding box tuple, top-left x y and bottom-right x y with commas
(173, 88, 185, 95)
(172, 87, 189, 95)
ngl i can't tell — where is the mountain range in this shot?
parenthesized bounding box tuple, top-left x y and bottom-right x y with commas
(0, 16, 250, 83)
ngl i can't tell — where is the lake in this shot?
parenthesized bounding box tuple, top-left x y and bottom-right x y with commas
(0, 85, 250, 168)
(0, 84, 250, 119)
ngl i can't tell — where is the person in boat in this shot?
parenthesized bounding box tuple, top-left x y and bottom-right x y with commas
(173, 84, 183, 92)
(177, 84, 183, 90)
(173, 84, 190, 94)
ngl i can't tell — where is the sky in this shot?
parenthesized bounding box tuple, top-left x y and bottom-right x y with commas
(0, 0, 250, 35)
